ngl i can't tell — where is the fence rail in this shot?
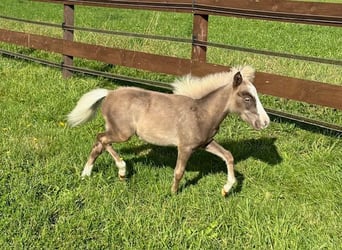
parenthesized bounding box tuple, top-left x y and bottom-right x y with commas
(1, 0, 342, 132)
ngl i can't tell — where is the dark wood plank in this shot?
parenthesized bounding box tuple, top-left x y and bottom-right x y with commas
(61, 40, 192, 75)
(29, 33, 64, 53)
(0, 29, 29, 47)
(255, 72, 342, 110)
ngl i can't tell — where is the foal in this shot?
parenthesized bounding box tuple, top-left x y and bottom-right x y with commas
(68, 66, 270, 195)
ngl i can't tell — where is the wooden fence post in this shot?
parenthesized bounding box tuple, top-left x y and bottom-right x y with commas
(62, 4, 74, 78)
(191, 13, 208, 63)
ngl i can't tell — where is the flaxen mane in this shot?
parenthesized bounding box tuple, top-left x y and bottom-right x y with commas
(172, 65, 255, 99)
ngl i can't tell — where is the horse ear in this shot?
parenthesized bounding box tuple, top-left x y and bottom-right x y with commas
(233, 72, 242, 88)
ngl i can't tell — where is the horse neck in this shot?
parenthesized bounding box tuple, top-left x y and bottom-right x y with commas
(197, 84, 233, 123)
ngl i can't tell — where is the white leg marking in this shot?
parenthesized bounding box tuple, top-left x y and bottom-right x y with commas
(222, 160, 236, 195)
(116, 160, 126, 178)
(81, 164, 93, 178)
(224, 176, 237, 193)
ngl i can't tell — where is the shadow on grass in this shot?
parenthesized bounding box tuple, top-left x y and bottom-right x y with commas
(117, 137, 282, 194)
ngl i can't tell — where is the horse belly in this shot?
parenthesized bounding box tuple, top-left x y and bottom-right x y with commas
(136, 118, 178, 146)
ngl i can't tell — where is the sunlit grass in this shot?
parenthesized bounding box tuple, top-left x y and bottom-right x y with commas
(1, 49, 341, 250)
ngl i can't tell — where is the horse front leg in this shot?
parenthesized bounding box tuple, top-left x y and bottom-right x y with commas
(205, 140, 236, 196)
(171, 147, 193, 194)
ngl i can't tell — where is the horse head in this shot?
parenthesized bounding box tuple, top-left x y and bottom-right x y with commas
(230, 68, 270, 130)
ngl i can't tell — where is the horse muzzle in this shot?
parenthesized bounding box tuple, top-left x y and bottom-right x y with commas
(241, 111, 270, 130)
(254, 112, 270, 130)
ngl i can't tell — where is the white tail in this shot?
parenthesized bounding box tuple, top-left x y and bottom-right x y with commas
(67, 88, 108, 127)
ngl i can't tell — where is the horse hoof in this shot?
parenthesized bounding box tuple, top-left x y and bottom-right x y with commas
(119, 175, 126, 181)
(171, 186, 178, 194)
(221, 188, 228, 197)
(81, 173, 90, 179)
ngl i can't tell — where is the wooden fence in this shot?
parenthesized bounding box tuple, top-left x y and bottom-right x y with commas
(1, 0, 342, 130)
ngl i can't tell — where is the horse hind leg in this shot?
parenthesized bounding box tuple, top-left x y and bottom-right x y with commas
(103, 128, 135, 179)
(82, 130, 131, 179)
(81, 137, 105, 178)
(105, 144, 127, 180)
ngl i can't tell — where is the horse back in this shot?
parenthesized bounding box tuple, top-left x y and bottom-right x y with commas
(101, 87, 188, 146)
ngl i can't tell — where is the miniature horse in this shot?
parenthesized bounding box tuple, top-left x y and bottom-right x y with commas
(68, 66, 270, 196)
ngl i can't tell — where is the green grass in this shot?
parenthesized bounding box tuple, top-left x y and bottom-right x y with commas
(1, 57, 341, 249)
(1, 1, 342, 249)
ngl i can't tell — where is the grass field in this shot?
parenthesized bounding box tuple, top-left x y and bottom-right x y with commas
(0, 0, 342, 249)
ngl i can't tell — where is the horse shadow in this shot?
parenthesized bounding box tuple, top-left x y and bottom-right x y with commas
(116, 137, 282, 194)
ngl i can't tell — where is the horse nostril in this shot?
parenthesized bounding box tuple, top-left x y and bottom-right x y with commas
(257, 119, 269, 130)
(254, 121, 263, 130)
